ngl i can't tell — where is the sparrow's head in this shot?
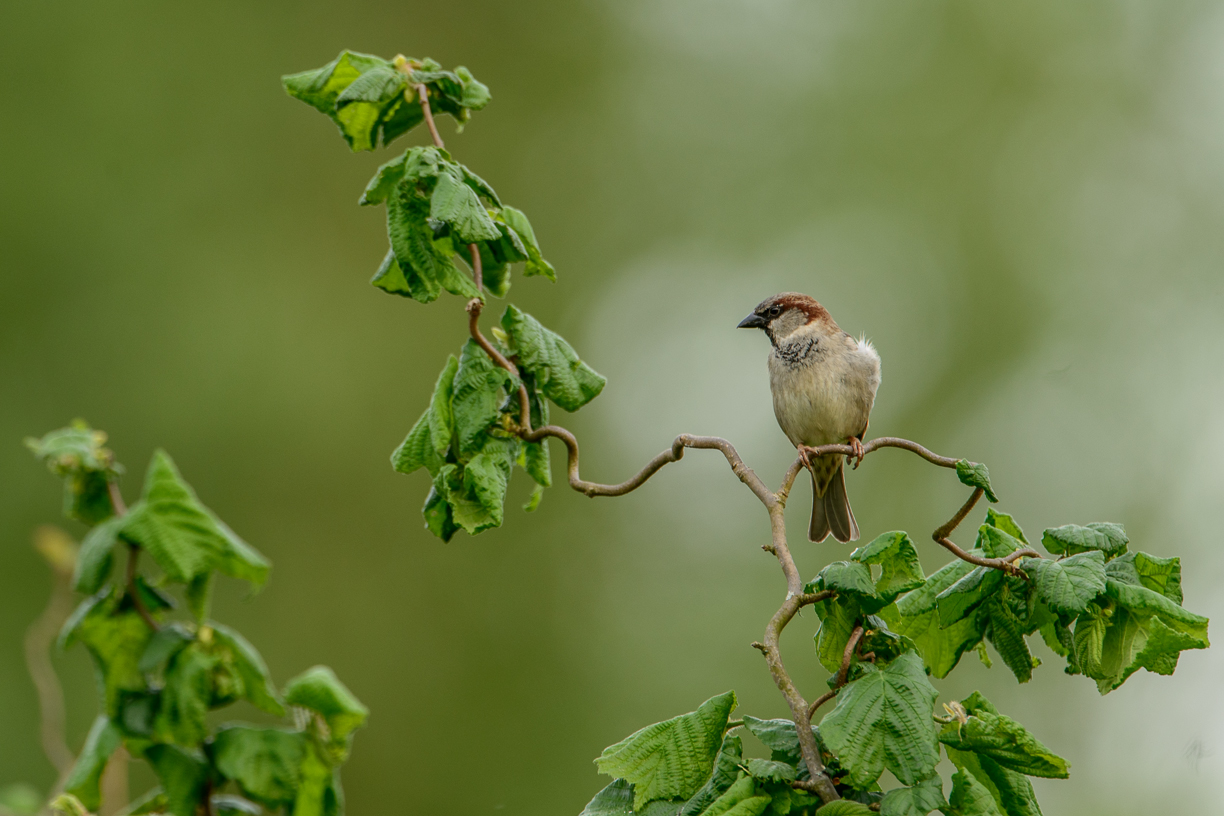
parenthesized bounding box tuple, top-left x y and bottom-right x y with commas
(737, 293, 833, 344)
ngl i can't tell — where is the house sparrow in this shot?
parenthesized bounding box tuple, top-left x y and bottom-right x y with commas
(738, 293, 881, 542)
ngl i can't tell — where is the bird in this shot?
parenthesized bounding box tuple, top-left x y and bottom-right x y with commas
(738, 293, 881, 543)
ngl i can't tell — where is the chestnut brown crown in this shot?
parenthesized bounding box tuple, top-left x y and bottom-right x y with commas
(736, 292, 832, 331)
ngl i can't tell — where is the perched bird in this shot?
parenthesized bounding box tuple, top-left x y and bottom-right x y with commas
(738, 293, 881, 542)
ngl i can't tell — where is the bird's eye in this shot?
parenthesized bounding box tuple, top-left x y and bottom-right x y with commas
(769, 306, 782, 317)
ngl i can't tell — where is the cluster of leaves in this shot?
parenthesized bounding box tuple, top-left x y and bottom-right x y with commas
(578, 500, 1208, 816)
(391, 307, 604, 538)
(580, 686, 1063, 816)
(284, 52, 606, 539)
(28, 423, 368, 816)
(283, 51, 489, 152)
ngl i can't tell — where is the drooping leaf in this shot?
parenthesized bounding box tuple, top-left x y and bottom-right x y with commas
(946, 769, 1004, 816)
(806, 561, 879, 604)
(943, 747, 1040, 816)
(429, 170, 501, 244)
(500, 305, 605, 412)
(880, 603, 984, 681)
(678, 733, 743, 816)
(939, 704, 1068, 778)
(212, 622, 286, 716)
(451, 339, 515, 461)
(501, 206, 556, 280)
(1104, 551, 1181, 603)
(1040, 523, 1128, 558)
(517, 373, 551, 488)
(596, 691, 738, 810)
(75, 515, 122, 594)
(1021, 552, 1106, 616)
(283, 665, 369, 761)
(429, 435, 519, 536)
(813, 595, 862, 674)
(386, 187, 472, 302)
(983, 597, 1036, 683)
(850, 532, 925, 604)
(283, 51, 408, 152)
(936, 567, 1002, 630)
(955, 461, 998, 503)
(818, 653, 939, 788)
(213, 725, 307, 809)
(392, 355, 458, 477)
(63, 716, 122, 811)
(740, 717, 819, 766)
(144, 744, 209, 816)
(138, 622, 194, 674)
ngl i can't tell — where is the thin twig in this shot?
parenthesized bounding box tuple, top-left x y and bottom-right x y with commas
(837, 626, 865, 688)
(931, 488, 1040, 576)
(416, 84, 445, 149)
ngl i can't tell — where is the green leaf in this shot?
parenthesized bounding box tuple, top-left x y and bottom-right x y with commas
(27, 420, 120, 524)
(63, 716, 122, 811)
(386, 187, 474, 302)
(984, 597, 1036, 683)
(430, 435, 519, 536)
(983, 509, 1028, 544)
(696, 775, 771, 816)
(517, 375, 552, 489)
(678, 734, 743, 816)
(213, 725, 307, 809)
(807, 560, 879, 604)
(939, 710, 1068, 778)
(451, 339, 515, 461)
(283, 51, 405, 151)
(879, 602, 984, 680)
(955, 461, 998, 503)
(1077, 578, 1211, 693)
(283, 665, 369, 761)
(595, 691, 738, 810)
(943, 747, 1040, 816)
(739, 717, 819, 766)
(212, 622, 286, 717)
(370, 249, 435, 302)
(1104, 551, 1181, 603)
(976, 525, 1025, 559)
(851, 532, 925, 604)
(430, 170, 501, 244)
(879, 775, 946, 816)
(815, 803, 874, 816)
(501, 206, 556, 280)
(422, 485, 459, 541)
(392, 355, 458, 477)
(1021, 552, 1105, 616)
(75, 515, 122, 594)
(946, 769, 1003, 816)
(138, 622, 193, 674)
(154, 640, 217, 747)
(1040, 523, 1128, 558)
(813, 595, 862, 674)
(745, 760, 795, 785)
(120, 451, 266, 588)
(500, 305, 606, 411)
(358, 152, 407, 206)
(62, 587, 156, 715)
(144, 744, 209, 816)
(818, 653, 939, 788)
(291, 747, 341, 816)
(581, 779, 635, 816)
(937, 567, 1002, 629)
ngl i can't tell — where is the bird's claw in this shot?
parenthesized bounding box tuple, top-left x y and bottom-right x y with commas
(848, 437, 865, 469)
(797, 445, 816, 473)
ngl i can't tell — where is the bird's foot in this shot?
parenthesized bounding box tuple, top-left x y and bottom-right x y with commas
(797, 445, 817, 473)
(847, 437, 865, 469)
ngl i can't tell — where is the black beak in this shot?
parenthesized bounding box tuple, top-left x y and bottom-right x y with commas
(737, 313, 767, 329)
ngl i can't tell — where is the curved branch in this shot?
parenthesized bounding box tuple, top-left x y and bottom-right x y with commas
(751, 590, 840, 803)
(930, 488, 1041, 576)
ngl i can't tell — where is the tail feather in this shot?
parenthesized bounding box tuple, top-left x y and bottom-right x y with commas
(809, 463, 858, 543)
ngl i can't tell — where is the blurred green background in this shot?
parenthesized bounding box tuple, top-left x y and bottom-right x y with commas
(3, 1, 1224, 813)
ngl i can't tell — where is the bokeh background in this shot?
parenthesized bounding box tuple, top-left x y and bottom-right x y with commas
(3, 1, 1224, 813)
